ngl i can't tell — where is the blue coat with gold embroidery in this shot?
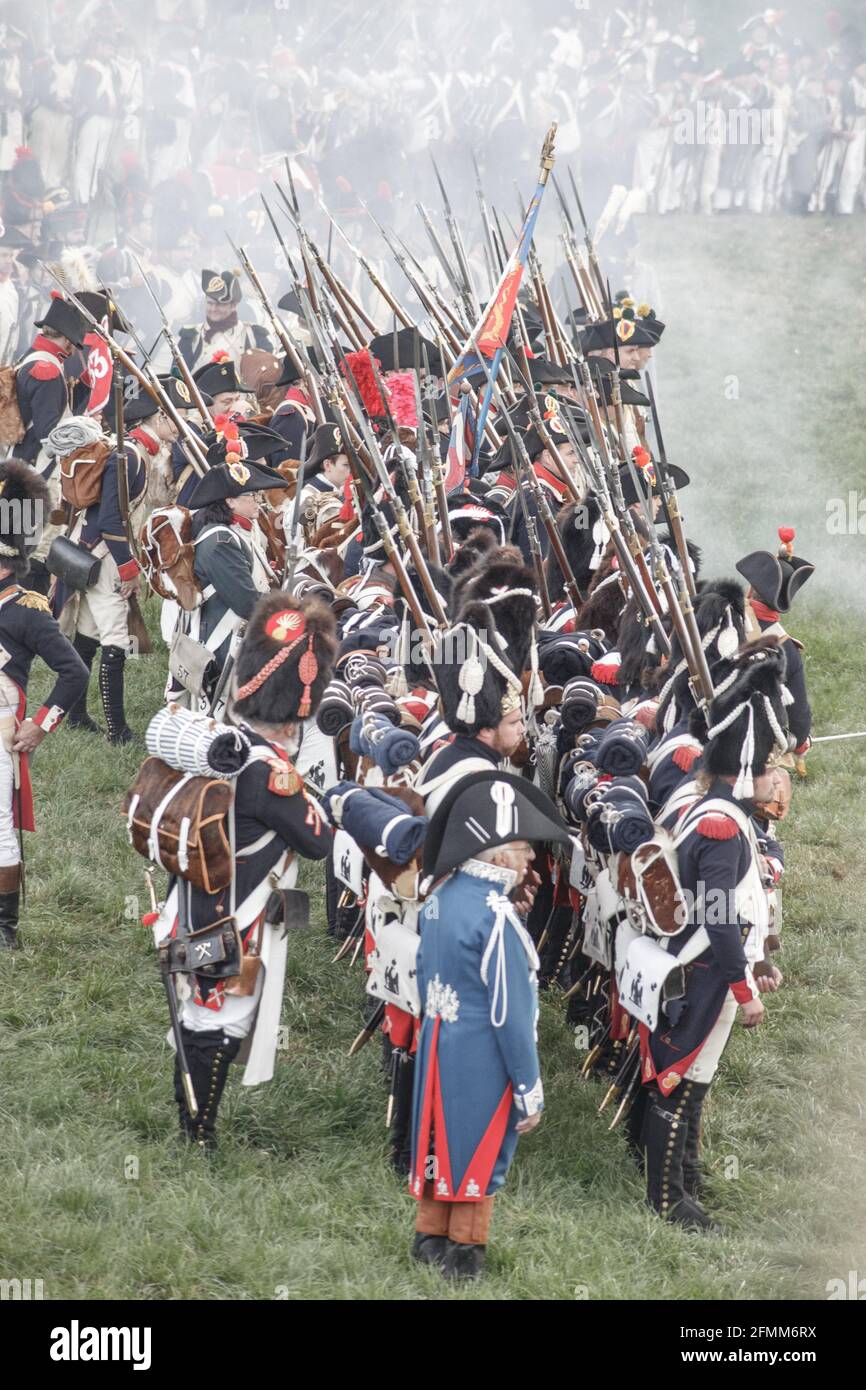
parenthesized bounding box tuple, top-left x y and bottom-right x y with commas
(409, 863, 543, 1203)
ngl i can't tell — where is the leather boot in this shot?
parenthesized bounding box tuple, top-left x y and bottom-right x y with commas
(390, 1050, 415, 1176)
(99, 644, 134, 744)
(441, 1196, 494, 1280)
(624, 1081, 651, 1174)
(0, 863, 21, 950)
(66, 634, 101, 733)
(682, 1081, 711, 1201)
(176, 1027, 241, 1151)
(412, 1187, 451, 1267)
(644, 1081, 717, 1231)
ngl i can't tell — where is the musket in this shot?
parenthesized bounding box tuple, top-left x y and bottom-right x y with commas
(410, 336, 441, 565)
(471, 150, 503, 290)
(645, 374, 697, 598)
(475, 354, 552, 619)
(147, 869, 198, 1118)
(361, 198, 463, 355)
(317, 199, 414, 328)
(394, 231, 469, 339)
(40, 266, 210, 477)
(282, 428, 309, 592)
(416, 200, 468, 308)
(233, 223, 326, 426)
(568, 166, 608, 309)
(505, 334, 582, 506)
(422, 344, 452, 561)
(113, 354, 130, 540)
(430, 153, 480, 322)
(131, 252, 214, 427)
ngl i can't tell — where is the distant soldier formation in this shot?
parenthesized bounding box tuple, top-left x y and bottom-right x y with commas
(0, 0, 844, 1285)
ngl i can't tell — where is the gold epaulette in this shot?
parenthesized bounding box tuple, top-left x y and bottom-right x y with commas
(17, 590, 51, 613)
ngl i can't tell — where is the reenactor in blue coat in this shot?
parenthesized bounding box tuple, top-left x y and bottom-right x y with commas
(0, 460, 88, 948)
(632, 639, 791, 1231)
(409, 770, 570, 1279)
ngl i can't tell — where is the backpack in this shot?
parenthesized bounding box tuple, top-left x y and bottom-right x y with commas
(122, 706, 264, 891)
(0, 351, 59, 446)
(140, 505, 203, 611)
(58, 439, 113, 510)
(614, 780, 701, 937)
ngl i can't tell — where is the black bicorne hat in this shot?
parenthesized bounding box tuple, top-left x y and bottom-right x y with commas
(159, 373, 213, 412)
(306, 422, 347, 472)
(232, 592, 337, 725)
(75, 289, 129, 335)
(193, 354, 254, 396)
(422, 769, 570, 884)
(736, 527, 814, 613)
(34, 293, 88, 348)
(186, 457, 289, 508)
(580, 318, 657, 351)
(367, 328, 443, 377)
(202, 269, 242, 305)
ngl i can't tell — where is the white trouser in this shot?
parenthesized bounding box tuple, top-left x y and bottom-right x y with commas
(180, 970, 263, 1040)
(0, 689, 20, 868)
(60, 544, 130, 650)
(684, 994, 738, 1083)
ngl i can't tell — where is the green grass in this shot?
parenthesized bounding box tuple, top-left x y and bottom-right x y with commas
(1, 216, 865, 1300)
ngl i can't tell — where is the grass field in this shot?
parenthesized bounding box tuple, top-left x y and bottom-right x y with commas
(1, 216, 865, 1301)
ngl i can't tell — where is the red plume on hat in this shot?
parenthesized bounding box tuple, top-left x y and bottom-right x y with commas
(341, 348, 386, 417)
(386, 371, 418, 428)
(211, 349, 231, 363)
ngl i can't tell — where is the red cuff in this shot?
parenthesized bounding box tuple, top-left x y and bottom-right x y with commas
(794, 739, 810, 754)
(117, 559, 141, 582)
(33, 704, 64, 733)
(730, 979, 754, 1005)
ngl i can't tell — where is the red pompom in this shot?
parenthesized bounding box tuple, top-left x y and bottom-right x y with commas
(50, 289, 63, 299)
(778, 526, 795, 544)
(213, 413, 229, 432)
(15, 145, 34, 162)
(211, 349, 230, 363)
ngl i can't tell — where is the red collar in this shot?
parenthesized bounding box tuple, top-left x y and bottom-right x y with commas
(751, 599, 780, 623)
(32, 333, 67, 361)
(232, 514, 253, 531)
(534, 461, 568, 499)
(130, 427, 160, 456)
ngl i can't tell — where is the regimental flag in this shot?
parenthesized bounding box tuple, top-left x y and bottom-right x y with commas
(82, 324, 113, 417)
(446, 126, 555, 467)
(443, 392, 477, 493)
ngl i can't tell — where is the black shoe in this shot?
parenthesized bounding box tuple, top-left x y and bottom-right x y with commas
(99, 644, 135, 744)
(0, 925, 18, 950)
(667, 1195, 722, 1234)
(390, 1051, 415, 1176)
(411, 1234, 450, 1267)
(441, 1242, 486, 1281)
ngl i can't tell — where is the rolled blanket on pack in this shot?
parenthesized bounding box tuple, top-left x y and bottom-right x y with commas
(323, 781, 427, 864)
(146, 704, 251, 779)
(585, 778, 654, 855)
(594, 717, 650, 777)
(354, 685, 401, 725)
(562, 762, 600, 825)
(316, 678, 354, 737)
(340, 652, 390, 688)
(561, 677, 602, 735)
(349, 711, 420, 774)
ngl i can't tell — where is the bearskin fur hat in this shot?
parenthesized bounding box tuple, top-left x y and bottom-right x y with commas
(656, 577, 747, 731)
(452, 545, 538, 676)
(432, 599, 524, 736)
(544, 494, 609, 603)
(232, 593, 337, 725)
(0, 459, 50, 572)
(447, 523, 499, 579)
(696, 636, 791, 796)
